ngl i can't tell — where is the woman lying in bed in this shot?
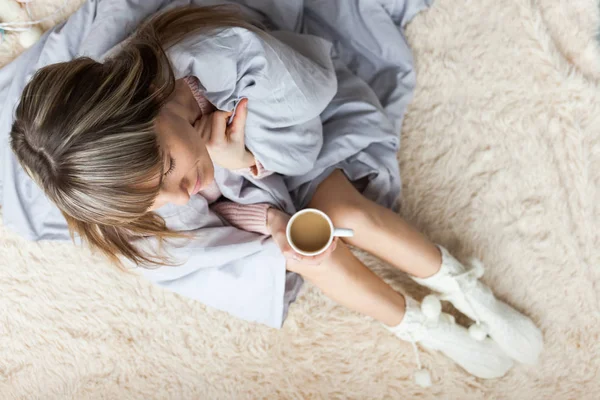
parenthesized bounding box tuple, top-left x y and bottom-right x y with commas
(8, 5, 541, 383)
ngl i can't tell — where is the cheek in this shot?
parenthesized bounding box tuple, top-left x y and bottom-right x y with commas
(199, 144, 215, 181)
(178, 120, 213, 178)
(203, 147, 214, 168)
(149, 192, 167, 212)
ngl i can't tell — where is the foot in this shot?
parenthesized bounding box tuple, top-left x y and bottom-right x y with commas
(387, 296, 513, 381)
(413, 246, 544, 365)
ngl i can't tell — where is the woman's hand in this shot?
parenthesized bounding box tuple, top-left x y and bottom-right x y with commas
(201, 98, 256, 170)
(267, 208, 337, 265)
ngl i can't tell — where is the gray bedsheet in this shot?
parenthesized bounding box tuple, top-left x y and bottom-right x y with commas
(0, 0, 431, 328)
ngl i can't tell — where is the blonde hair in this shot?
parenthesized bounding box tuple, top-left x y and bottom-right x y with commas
(10, 5, 260, 267)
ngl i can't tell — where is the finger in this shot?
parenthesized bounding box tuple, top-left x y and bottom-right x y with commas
(304, 241, 337, 264)
(284, 250, 302, 261)
(329, 237, 339, 252)
(274, 233, 291, 251)
(285, 247, 315, 263)
(295, 254, 324, 266)
(229, 98, 248, 135)
(194, 116, 210, 139)
(209, 111, 231, 145)
(310, 252, 330, 265)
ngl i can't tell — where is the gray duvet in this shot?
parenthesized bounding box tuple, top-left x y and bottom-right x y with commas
(0, 0, 431, 327)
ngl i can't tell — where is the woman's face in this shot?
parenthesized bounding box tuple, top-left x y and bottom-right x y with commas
(149, 81, 215, 210)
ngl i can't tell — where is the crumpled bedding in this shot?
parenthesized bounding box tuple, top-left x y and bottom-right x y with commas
(0, 0, 431, 328)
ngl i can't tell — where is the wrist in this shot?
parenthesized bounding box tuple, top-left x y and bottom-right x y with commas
(267, 207, 288, 235)
(242, 150, 256, 168)
(226, 150, 256, 171)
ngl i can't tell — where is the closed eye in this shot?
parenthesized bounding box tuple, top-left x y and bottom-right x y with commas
(164, 158, 176, 176)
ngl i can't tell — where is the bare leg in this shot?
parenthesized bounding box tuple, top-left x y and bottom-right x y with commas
(309, 170, 441, 278)
(287, 240, 406, 327)
(288, 193, 518, 378)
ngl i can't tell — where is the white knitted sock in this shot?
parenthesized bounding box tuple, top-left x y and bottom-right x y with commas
(386, 295, 513, 384)
(412, 245, 543, 364)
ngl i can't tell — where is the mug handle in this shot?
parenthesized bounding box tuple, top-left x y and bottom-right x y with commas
(333, 228, 354, 237)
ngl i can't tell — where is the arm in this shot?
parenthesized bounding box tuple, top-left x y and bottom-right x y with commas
(202, 97, 274, 179)
(184, 74, 267, 177)
(211, 201, 338, 263)
(167, 27, 338, 176)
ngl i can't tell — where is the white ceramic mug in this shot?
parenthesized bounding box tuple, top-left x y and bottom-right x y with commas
(286, 208, 354, 256)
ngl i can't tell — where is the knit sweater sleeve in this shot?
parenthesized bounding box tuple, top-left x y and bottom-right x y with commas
(210, 202, 271, 236)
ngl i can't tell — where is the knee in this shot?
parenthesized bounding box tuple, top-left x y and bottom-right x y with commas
(325, 197, 374, 231)
(309, 170, 382, 232)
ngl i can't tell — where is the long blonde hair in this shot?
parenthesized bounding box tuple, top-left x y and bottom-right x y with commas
(10, 5, 260, 267)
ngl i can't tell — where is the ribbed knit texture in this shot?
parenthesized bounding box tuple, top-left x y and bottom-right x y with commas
(182, 76, 216, 116)
(211, 202, 271, 235)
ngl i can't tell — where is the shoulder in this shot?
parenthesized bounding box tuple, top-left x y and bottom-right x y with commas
(168, 27, 262, 56)
(166, 26, 264, 78)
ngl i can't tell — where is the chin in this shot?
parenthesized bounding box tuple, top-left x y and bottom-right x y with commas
(200, 171, 215, 190)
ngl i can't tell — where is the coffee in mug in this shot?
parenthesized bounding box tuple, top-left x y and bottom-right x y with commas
(286, 208, 354, 256)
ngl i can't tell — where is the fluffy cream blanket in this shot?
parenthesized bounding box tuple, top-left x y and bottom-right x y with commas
(1, 0, 599, 398)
